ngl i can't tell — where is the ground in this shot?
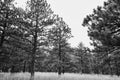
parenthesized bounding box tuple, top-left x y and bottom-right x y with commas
(0, 72, 120, 80)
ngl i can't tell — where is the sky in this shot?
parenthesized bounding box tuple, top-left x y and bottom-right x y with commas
(14, 0, 107, 48)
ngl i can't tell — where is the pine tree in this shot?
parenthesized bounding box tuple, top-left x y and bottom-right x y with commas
(83, 0, 120, 75)
(24, 0, 54, 77)
(48, 16, 72, 75)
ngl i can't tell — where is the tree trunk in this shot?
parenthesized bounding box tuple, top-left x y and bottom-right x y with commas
(0, 30, 5, 59)
(23, 61, 26, 72)
(30, 34, 37, 80)
(0, 30, 5, 47)
(58, 27, 62, 75)
(62, 54, 65, 74)
(11, 65, 15, 73)
(58, 66, 61, 75)
(58, 55, 62, 75)
(30, 31, 37, 78)
(58, 42, 62, 75)
(30, 14, 38, 79)
(31, 52, 35, 77)
(62, 66, 65, 74)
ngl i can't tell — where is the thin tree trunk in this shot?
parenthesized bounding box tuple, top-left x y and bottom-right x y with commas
(58, 43, 61, 75)
(58, 27, 62, 75)
(23, 61, 26, 72)
(0, 29, 5, 57)
(0, 30, 5, 47)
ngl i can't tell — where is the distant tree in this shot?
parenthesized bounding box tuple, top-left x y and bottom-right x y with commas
(83, 0, 120, 75)
(48, 16, 72, 75)
(74, 42, 92, 73)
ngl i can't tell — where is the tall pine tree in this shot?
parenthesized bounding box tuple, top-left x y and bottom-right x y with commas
(48, 16, 72, 75)
(24, 0, 54, 78)
(83, 0, 120, 75)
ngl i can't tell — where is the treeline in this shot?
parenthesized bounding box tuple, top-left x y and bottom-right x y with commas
(0, 0, 92, 76)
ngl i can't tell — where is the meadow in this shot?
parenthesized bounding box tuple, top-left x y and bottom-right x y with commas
(0, 72, 120, 80)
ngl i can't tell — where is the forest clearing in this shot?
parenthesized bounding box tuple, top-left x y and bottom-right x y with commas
(0, 0, 120, 80)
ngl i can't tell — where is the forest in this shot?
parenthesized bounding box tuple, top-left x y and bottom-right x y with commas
(0, 0, 120, 79)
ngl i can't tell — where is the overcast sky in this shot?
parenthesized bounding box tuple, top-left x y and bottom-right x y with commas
(15, 0, 107, 48)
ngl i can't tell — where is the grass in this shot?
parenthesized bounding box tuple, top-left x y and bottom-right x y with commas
(0, 72, 120, 80)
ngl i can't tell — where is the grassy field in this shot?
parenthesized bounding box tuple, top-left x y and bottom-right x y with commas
(0, 72, 120, 80)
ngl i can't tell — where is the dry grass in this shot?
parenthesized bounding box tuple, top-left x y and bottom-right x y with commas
(0, 72, 120, 80)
